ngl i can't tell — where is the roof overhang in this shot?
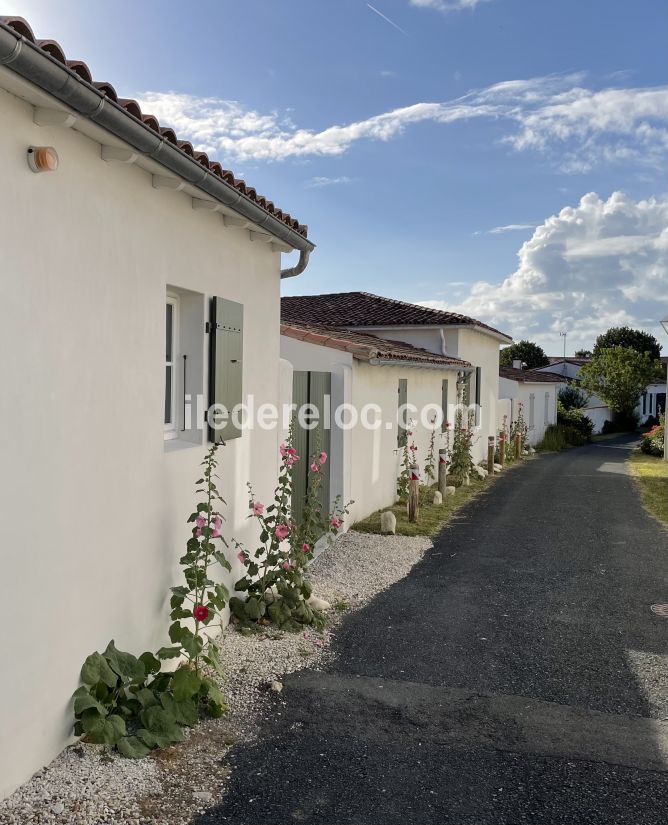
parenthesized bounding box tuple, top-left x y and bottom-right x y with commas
(0, 21, 314, 256)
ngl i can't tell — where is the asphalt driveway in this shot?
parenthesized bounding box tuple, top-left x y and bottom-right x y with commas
(193, 436, 668, 825)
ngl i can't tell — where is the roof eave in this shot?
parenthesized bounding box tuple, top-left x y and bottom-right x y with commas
(0, 20, 314, 254)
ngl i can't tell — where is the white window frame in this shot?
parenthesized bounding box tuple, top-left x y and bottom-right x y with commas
(164, 294, 179, 440)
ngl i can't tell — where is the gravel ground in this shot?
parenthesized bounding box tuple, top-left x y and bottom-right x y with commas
(0, 530, 430, 825)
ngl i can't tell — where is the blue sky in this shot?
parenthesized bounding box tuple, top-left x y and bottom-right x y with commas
(4, 0, 667, 353)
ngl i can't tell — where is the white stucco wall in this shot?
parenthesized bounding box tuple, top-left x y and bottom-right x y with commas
(349, 361, 458, 522)
(498, 378, 560, 446)
(0, 84, 286, 797)
(346, 324, 506, 466)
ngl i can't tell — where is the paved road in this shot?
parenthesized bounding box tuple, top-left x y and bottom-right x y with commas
(194, 437, 668, 825)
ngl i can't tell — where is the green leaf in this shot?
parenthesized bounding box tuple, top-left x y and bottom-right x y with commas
(157, 646, 182, 660)
(234, 578, 249, 592)
(201, 677, 227, 716)
(170, 607, 192, 620)
(160, 693, 199, 727)
(135, 688, 159, 708)
(81, 709, 126, 745)
(73, 687, 107, 717)
(168, 622, 185, 644)
(117, 735, 151, 759)
(103, 641, 145, 684)
(229, 597, 247, 620)
(215, 583, 230, 604)
(213, 551, 232, 572)
(244, 597, 263, 621)
(80, 651, 117, 688)
(139, 652, 161, 676)
(171, 667, 202, 701)
(140, 706, 185, 748)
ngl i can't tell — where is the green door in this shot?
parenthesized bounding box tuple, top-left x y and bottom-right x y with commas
(291, 370, 332, 523)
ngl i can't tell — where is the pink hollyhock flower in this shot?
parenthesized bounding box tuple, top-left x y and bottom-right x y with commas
(302, 543, 310, 553)
(319, 451, 328, 464)
(330, 516, 342, 530)
(279, 442, 287, 456)
(310, 462, 319, 472)
(287, 447, 297, 456)
(237, 551, 246, 563)
(211, 515, 223, 537)
(281, 561, 290, 570)
(193, 604, 209, 622)
(195, 515, 206, 529)
(194, 527, 203, 538)
(252, 501, 265, 516)
(275, 524, 290, 541)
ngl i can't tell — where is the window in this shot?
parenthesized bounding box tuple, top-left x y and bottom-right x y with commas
(544, 392, 550, 426)
(397, 378, 408, 447)
(164, 295, 179, 440)
(642, 393, 647, 415)
(529, 393, 535, 430)
(649, 393, 654, 414)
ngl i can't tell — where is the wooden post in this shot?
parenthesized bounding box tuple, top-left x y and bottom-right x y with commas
(408, 464, 420, 523)
(438, 449, 448, 496)
(487, 436, 495, 475)
(515, 431, 522, 460)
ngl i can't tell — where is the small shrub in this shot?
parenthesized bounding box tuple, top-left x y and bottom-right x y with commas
(558, 385, 589, 410)
(537, 425, 568, 452)
(557, 402, 593, 442)
(641, 414, 665, 456)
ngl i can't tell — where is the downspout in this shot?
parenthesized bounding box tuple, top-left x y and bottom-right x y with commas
(280, 248, 311, 279)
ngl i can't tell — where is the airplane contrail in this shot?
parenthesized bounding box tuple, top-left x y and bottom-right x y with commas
(366, 3, 409, 35)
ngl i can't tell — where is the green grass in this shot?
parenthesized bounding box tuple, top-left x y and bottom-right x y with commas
(628, 450, 668, 527)
(352, 474, 492, 537)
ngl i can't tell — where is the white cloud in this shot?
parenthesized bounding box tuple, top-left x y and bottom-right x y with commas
(410, 0, 494, 11)
(136, 75, 668, 167)
(483, 223, 537, 235)
(305, 176, 354, 188)
(420, 192, 668, 352)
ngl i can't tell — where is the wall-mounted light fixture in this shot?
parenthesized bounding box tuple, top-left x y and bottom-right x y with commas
(27, 146, 59, 173)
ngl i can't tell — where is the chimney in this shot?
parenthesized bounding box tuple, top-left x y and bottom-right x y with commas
(512, 360, 523, 370)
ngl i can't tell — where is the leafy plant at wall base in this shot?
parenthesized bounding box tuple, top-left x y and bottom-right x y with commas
(231, 432, 350, 631)
(509, 402, 529, 454)
(449, 407, 475, 485)
(396, 430, 414, 501)
(73, 641, 206, 758)
(73, 442, 233, 758)
(161, 440, 230, 715)
(423, 418, 437, 483)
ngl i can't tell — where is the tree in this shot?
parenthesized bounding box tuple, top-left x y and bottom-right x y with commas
(500, 340, 549, 370)
(593, 327, 662, 361)
(579, 347, 657, 417)
(558, 385, 589, 410)
(574, 349, 592, 358)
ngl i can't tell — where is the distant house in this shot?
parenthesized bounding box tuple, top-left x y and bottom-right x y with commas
(536, 355, 667, 431)
(0, 15, 314, 798)
(498, 366, 564, 446)
(280, 292, 512, 522)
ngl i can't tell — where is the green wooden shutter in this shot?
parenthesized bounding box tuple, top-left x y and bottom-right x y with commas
(441, 378, 449, 431)
(397, 378, 408, 447)
(291, 371, 331, 523)
(474, 366, 482, 425)
(462, 373, 471, 406)
(208, 296, 243, 442)
(308, 371, 332, 515)
(291, 372, 309, 523)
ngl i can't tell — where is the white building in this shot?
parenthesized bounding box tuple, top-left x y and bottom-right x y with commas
(280, 320, 472, 525)
(0, 15, 314, 798)
(280, 292, 512, 521)
(498, 366, 564, 447)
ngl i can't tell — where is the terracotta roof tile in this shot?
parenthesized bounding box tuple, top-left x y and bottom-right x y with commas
(0, 15, 308, 239)
(281, 292, 512, 340)
(499, 366, 566, 383)
(281, 321, 471, 368)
